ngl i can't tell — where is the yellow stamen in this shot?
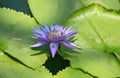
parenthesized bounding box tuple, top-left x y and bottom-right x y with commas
(49, 30, 63, 39)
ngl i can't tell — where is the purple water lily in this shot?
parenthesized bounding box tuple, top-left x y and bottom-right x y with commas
(30, 24, 78, 57)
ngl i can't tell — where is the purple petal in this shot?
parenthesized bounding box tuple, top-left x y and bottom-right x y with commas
(63, 27, 77, 37)
(63, 27, 69, 32)
(50, 24, 55, 31)
(50, 25, 63, 31)
(54, 25, 63, 31)
(61, 40, 78, 49)
(34, 27, 45, 36)
(32, 34, 49, 41)
(34, 34, 49, 41)
(63, 27, 71, 33)
(42, 24, 50, 33)
(50, 43, 59, 58)
(33, 27, 49, 41)
(30, 41, 48, 48)
(66, 30, 77, 37)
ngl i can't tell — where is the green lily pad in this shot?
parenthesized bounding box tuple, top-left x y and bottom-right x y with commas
(69, 50, 120, 78)
(0, 8, 47, 68)
(60, 46, 120, 78)
(0, 52, 52, 78)
(54, 67, 92, 78)
(0, 37, 7, 51)
(28, 0, 81, 25)
(28, 0, 120, 25)
(64, 4, 120, 56)
(80, 0, 120, 10)
(60, 4, 120, 78)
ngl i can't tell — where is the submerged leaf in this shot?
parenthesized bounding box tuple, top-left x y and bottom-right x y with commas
(0, 0, 30, 14)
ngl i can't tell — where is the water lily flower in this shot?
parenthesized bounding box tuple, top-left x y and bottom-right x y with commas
(30, 24, 78, 57)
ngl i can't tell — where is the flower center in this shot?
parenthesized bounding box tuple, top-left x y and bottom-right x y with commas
(49, 30, 63, 39)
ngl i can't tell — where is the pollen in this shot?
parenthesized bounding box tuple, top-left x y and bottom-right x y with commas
(49, 30, 63, 39)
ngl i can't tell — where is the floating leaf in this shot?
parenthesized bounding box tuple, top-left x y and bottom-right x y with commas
(60, 45, 120, 78)
(80, 0, 120, 10)
(59, 4, 120, 78)
(28, 0, 81, 25)
(0, 37, 7, 51)
(0, 8, 47, 68)
(54, 67, 92, 78)
(64, 4, 120, 57)
(0, 52, 52, 78)
(28, 0, 120, 25)
(69, 50, 120, 78)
